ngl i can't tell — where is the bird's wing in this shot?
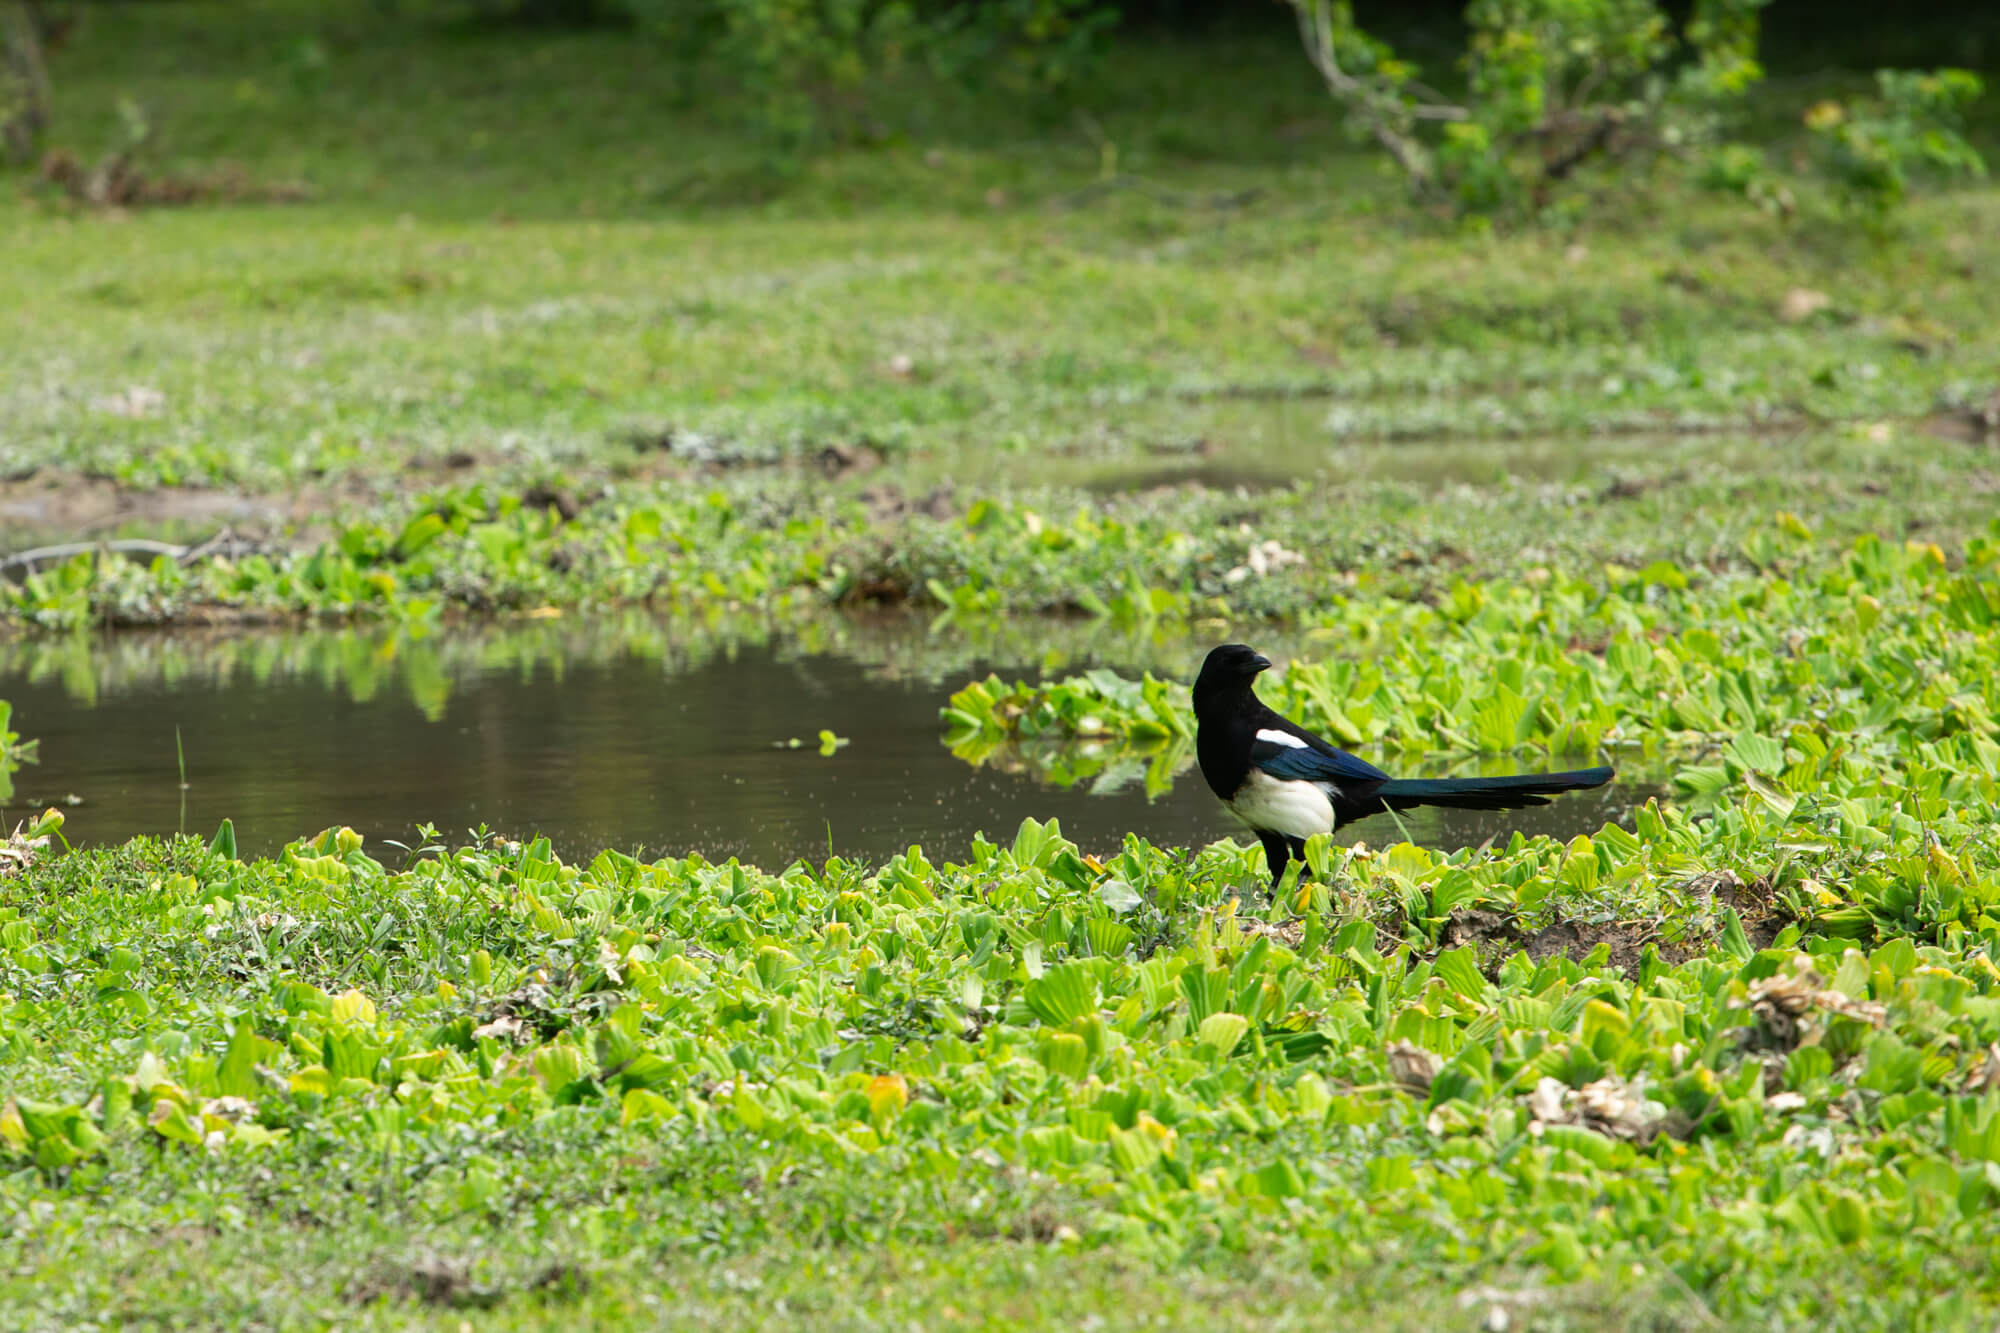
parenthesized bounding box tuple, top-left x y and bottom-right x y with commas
(1248, 725, 1389, 785)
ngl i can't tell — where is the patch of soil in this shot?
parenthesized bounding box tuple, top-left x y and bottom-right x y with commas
(1597, 469, 1687, 503)
(0, 474, 303, 545)
(839, 577, 913, 607)
(520, 483, 581, 522)
(815, 441, 883, 476)
(1438, 872, 1783, 975)
(346, 1255, 583, 1311)
(402, 449, 482, 475)
(1520, 919, 1678, 974)
(1920, 388, 2000, 443)
(858, 483, 956, 523)
(347, 1256, 504, 1310)
(1141, 436, 1219, 458)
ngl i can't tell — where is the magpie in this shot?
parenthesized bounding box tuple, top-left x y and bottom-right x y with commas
(1193, 644, 1615, 890)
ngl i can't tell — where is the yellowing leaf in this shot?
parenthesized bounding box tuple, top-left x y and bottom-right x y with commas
(289, 1066, 334, 1097)
(147, 1099, 204, 1147)
(866, 1074, 908, 1121)
(330, 989, 376, 1026)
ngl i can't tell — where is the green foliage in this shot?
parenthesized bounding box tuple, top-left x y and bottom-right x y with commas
(923, 0, 1116, 97)
(947, 522, 2000, 832)
(1286, 0, 1987, 220)
(618, 0, 1113, 143)
(1288, 0, 1774, 214)
(1805, 69, 1989, 219)
(9, 756, 2000, 1322)
(944, 669, 1192, 798)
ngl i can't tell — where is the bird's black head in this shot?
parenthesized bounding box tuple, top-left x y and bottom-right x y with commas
(1193, 643, 1271, 708)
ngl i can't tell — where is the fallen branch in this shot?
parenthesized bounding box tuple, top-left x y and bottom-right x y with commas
(0, 528, 263, 574)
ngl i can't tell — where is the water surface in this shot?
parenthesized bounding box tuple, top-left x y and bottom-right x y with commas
(0, 618, 1644, 866)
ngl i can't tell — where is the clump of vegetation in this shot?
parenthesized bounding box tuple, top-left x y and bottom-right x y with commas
(8, 446, 1998, 637)
(391, 0, 1116, 144)
(1284, 0, 1987, 218)
(948, 520, 2000, 805)
(1804, 68, 1990, 218)
(631, 0, 1116, 142)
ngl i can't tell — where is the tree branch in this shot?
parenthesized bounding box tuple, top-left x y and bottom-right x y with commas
(1290, 0, 1462, 188)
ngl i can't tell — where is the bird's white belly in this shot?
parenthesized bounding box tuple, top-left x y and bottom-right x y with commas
(1229, 769, 1335, 840)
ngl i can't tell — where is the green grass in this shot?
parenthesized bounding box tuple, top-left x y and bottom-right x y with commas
(5, 1219, 1714, 1331)
(8, 186, 1995, 497)
(3, 1, 1998, 504)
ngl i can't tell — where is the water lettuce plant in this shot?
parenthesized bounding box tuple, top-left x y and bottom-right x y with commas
(947, 520, 2000, 809)
(6, 764, 2000, 1326)
(5, 520, 2000, 1323)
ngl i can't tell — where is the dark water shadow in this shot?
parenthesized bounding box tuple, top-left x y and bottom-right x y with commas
(0, 616, 1650, 866)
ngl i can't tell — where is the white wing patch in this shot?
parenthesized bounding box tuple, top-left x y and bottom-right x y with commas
(1255, 728, 1307, 749)
(1229, 769, 1335, 841)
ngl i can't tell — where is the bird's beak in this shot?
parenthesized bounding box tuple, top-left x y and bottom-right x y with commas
(1251, 653, 1271, 673)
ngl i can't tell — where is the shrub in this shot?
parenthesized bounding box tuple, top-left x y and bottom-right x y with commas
(1803, 69, 1988, 218)
(1282, 0, 1988, 221)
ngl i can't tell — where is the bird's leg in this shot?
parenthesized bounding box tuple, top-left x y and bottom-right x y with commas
(1258, 832, 1292, 894)
(1289, 837, 1310, 880)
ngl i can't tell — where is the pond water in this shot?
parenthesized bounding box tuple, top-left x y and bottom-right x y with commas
(0, 617, 1647, 866)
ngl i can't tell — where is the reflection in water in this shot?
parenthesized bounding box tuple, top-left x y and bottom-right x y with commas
(0, 616, 1647, 866)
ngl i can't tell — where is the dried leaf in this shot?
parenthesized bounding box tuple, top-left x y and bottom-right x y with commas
(1387, 1040, 1440, 1095)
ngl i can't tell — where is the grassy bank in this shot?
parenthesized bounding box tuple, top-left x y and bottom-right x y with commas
(3, 421, 1999, 631)
(6, 525, 2000, 1328)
